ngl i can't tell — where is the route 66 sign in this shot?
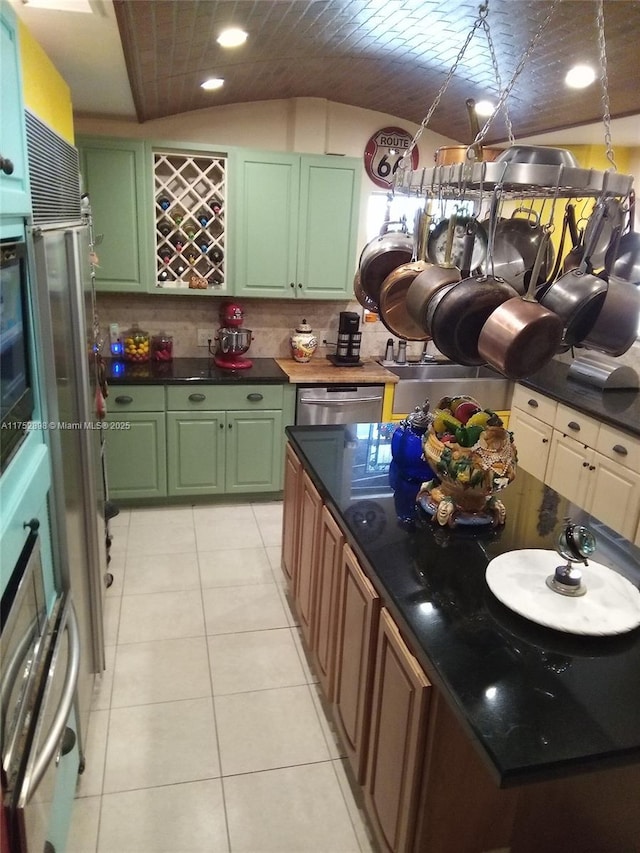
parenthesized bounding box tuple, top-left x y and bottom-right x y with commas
(364, 127, 419, 190)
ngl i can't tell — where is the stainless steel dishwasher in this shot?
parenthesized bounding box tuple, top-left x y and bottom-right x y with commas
(296, 384, 385, 425)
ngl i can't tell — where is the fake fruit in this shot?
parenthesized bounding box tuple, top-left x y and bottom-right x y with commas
(454, 401, 481, 424)
(123, 325, 150, 362)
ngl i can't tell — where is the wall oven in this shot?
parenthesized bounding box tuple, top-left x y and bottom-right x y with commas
(1, 531, 80, 853)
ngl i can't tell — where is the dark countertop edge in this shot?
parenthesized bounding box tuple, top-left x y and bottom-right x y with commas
(104, 357, 289, 385)
(520, 360, 640, 438)
(285, 424, 640, 789)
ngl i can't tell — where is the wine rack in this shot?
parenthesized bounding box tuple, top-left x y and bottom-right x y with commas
(153, 151, 226, 291)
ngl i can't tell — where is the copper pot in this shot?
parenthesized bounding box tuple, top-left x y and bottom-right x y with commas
(378, 262, 431, 340)
(434, 145, 502, 166)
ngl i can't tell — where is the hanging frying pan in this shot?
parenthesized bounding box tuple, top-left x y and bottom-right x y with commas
(577, 274, 640, 357)
(353, 269, 378, 312)
(358, 221, 414, 308)
(478, 230, 564, 379)
(405, 215, 462, 332)
(490, 207, 554, 293)
(605, 191, 640, 285)
(539, 203, 609, 348)
(427, 212, 488, 271)
(582, 195, 625, 271)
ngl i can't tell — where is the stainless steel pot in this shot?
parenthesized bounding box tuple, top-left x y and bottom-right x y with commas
(218, 327, 253, 354)
(490, 207, 554, 293)
(358, 223, 414, 307)
(605, 191, 640, 285)
(494, 145, 580, 167)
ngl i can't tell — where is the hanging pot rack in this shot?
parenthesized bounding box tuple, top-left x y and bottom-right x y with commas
(393, 0, 634, 206)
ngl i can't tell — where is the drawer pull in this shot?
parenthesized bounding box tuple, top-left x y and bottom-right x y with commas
(115, 395, 133, 405)
(582, 461, 589, 467)
(542, 438, 549, 444)
(188, 393, 206, 403)
(527, 399, 538, 408)
(567, 421, 580, 431)
(589, 465, 596, 471)
(289, 282, 295, 289)
(612, 444, 628, 456)
(247, 392, 264, 402)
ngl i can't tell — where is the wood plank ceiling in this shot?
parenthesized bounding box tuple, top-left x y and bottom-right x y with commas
(113, 0, 640, 144)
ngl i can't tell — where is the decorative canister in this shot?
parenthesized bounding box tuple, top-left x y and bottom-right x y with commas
(290, 320, 318, 363)
(151, 331, 173, 362)
(390, 401, 435, 483)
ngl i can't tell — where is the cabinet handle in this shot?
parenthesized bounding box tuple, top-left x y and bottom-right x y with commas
(23, 517, 40, 532)
(0, 155, 15, 175)
(289, 282, 295, 289)
(246, 392, 263, 402)
(542, 438, 549, 444)
(589, 465, 596, 471)
(527, 399, 538, 408)
(582, 461, 589, 467)
(612, 444, 628, 456)
(115, 395, 133, 405)
(297, 282, 303, 289)
(567, 421, 580, 431)
(188, 393, 206, 403)
(228, 423, 232, 429)
(219, 423, 224, 429)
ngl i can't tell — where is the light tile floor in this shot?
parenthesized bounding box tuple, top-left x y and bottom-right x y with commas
(67, 502, 375, 853)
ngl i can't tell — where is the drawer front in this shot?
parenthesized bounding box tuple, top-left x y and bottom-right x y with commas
(554, 403, 600, 447)
(512, 385, 557, 424)
(167, 384, 284, 411)
(596, 423, 640, 474)
(109, 385, 165, 411)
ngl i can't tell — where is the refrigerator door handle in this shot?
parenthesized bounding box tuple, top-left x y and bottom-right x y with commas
(25, 600, 80, 801)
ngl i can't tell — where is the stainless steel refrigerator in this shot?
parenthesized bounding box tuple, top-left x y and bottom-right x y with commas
(29, 220, 107, 756)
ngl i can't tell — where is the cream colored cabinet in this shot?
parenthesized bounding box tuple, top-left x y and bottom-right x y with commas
(546, 431, 592, 507)
(509, 407, 553, 481)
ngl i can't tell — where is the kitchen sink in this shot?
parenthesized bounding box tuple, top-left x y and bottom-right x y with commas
(383, 361, 513, 415)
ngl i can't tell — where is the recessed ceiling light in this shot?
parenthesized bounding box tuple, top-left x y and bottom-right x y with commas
(565, 64, 596, 89)
(474, 100, 495, 117)
(201, 78, 225, 91)
(217, 27, 248, 48)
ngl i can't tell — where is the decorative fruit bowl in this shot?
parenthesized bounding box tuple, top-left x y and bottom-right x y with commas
(418, 395, 517, 527)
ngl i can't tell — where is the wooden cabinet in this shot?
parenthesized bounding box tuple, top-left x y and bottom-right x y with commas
(77, 137, 153, 293)
(232, 150, 361, 299)
(106, 386, 166, 499)
(365, 608, 431, 853)
(333, 542, 380, 784)
(282, 443, 303, 586)
(312, 506, 345, 702)
(0, 3, 30, 216)
(294, 471, 323, 645)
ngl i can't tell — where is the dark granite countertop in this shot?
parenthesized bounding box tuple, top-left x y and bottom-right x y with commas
(105, 357, 288, 385)
(286, 422, 640, 788)
(521, 360, 640, 437)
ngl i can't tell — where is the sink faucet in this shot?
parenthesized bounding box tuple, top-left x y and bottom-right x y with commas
(420, 342, 437, 363)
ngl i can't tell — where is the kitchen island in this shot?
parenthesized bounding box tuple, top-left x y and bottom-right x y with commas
(284, 422, 640, 852)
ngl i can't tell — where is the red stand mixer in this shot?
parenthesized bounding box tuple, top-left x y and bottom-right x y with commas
(212, 302, 253, 369)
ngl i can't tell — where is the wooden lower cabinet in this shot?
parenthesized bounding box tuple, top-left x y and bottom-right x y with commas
(281, 443, 303, 586)
(294, 470, 323, 646)
(365, 608, 432, 853)
(311, 506, 344, 702)
(333, 543, 380, 784)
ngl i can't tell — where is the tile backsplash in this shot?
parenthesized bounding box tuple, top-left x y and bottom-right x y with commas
(95, 293, 433, 362)
(96, 292, 640, 374)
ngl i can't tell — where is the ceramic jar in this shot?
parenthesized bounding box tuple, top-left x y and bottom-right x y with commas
(290, 320, 318, 363)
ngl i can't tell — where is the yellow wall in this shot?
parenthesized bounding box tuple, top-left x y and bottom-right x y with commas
(18, 20, 74, 144)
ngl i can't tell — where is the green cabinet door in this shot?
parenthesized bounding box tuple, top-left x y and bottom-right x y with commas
(232, 150, 299, 298)
(0, 3, 30, 216)
(232, 150, 361, 300)
(106, 412, 166, 499)
(297, 155, 361, 299)
(77, 137, 153, 292)
(226, 409, 284, 493)
(167, 411, 226, 496)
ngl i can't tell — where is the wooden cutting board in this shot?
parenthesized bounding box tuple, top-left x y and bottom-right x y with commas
(275, 358, 398, 385)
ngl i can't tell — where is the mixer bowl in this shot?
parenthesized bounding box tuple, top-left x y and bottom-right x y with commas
(218, 327, 252, 354)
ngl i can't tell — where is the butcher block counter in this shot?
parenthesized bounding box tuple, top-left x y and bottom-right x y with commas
(275, 357, 398, 384)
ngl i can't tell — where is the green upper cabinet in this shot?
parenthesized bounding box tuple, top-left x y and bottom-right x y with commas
(232, 150, 361, 299)
(77, 136, 153, 292)
(0, 2, 30, 217)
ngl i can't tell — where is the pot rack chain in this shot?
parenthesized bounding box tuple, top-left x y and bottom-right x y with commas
(471, 0, 559, 148)
(398, 4, 490, 170)
(596, 0, 616, 171)
(478, 8, 514, 148)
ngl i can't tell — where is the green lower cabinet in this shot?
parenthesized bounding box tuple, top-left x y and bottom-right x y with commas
(167, 411, 226, 495)
(226, 409, 284, 493)
(106, 412, 167, 499)
(167, 409, 284, 496)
